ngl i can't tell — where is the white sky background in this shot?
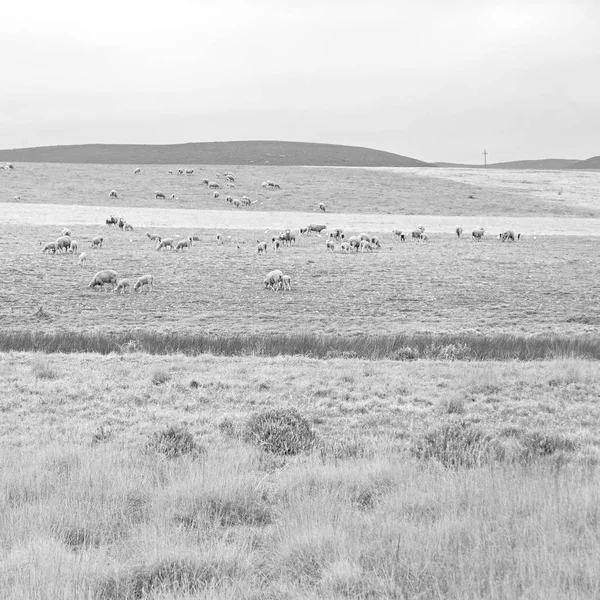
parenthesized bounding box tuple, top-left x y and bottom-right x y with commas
(1, 0, 599, 163)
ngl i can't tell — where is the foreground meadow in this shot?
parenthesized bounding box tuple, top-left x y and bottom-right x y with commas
(2, 223, 600, 337)
(1, 353, 600, 599)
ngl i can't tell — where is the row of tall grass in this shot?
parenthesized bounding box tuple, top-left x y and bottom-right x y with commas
(2, 329, 600, 359)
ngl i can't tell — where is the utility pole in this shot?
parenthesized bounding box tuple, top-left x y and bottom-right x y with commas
(483, 149, 488, 168)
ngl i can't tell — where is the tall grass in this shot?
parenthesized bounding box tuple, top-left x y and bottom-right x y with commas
(1, 329, 600, 360)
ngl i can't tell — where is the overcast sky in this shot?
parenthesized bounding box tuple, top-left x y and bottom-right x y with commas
(1, 0, 598, 163)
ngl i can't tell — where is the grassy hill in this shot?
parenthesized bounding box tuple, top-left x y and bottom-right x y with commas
(0, 140, 430, 167)
(569, 156, 600, 170)
(433, 159, 581, 169)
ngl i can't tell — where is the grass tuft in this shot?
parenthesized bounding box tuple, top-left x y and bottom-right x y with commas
(147, 425, 204, 459)
(151, 368, 171, 386)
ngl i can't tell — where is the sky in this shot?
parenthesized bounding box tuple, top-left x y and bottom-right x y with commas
(1, 0, 599, 163)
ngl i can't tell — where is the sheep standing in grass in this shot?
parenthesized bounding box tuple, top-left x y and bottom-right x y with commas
(257, 241, 267, 255)
(420, 233, 429, 242)
(114, 279, 130, 294)
(226, 195, 233, 203)
(55, 236, 72, 252)
(42, 242, 58, 254)
(69, 240, 78, 253)
(175, 237, 193, 251)
(134, 167, 141, 174)
(155, 192, 166, 199)
(78, 252, 87, 266)
(214, 191, 220, 199)
(341, 242, 351, 252)
(281, 275, 292, 290)
(109, 190, 118, 198)
(472, 227, 485, 241)
(134, 275, 154, 292)
(370, 236, 381, 248)
(411, 226, 425, 241)
(272, 239, 281, 251)
(146, 232, 161, 242)
(88, 270, 118, 292)
(90, 236, 104, 249)
(124, 224, 134, 231)
(319, 202, 326, 212)
(156, 238, 174, 251)
(241, 195, 251, 206)
(348, 236, 361, 251)
(208, 181, 219, 189)
(216, 234, 223, 245)
(233, 199, 241, 208)
(393, 230, 405, 241)
(326, 240, 335, 252)
(360, 240, 373, 252)
(60, 228, 71, 238)
(264, 270, 283, 291)
(456, 226, 463, 238)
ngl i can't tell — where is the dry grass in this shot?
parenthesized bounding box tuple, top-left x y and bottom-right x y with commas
(1, 353, 600, 599)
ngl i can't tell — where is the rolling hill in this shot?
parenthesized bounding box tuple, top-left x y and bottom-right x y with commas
(433, 159, 582, 169)
(568, 156, 600, 170)
(0, 141, 430, 167)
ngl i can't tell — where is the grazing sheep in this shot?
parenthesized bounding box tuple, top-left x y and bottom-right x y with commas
(42, 242, 58, 254)
(326, 240, 335, 251)
(78, 252, 87, 266)
(7, 163, 14, 170)
(420, 233, 429, 242)
(155, 192, 166, 199)
(109, 190, 118, 198)
(60, 228, 71, 237)
(472, 227, 485, 241)
(227, 183, 236, 189)
(134, 275, 154, 293)
(69, 240, 78, 253)
(185, 169, 194, 175)
(501, 229, 515, 242)
(213, 191, 220, 199)
(146, 232, 161, 242)
(55, 236, 72, 252)
(281, 275, 292, 291)
(257, 241, 267, 255)
(88, 270, 118, 292)
(241, 195, 251, 206)
(226, 195, 233, 203)
(411, 226, 425, 241)
(134, 167, 141, 174)
(370, 236, 381, 248)
(225, 174, 235, 182)
(348, 236, 361, 251)
(156, 238, 174, 251)
(114, 279, 131, 294)
(272, 239, 282, 251)
(216, 234, 224, 244)
(319, 202, 326, 212)
(117, 218, 126, 230)
(175, 237, 193, 252)
(90, 236, 103, 249)
(106, 215, 118, 226)
(359, 233, 371, 242)
(456, 226, 463, 238)
(233, 199, 241, 208)
(178, 169, 184, 175)
(308, 224, 327, 234)
(341, 242, 351, 252)
(329, 228, 344, 241)
(124, 224, 134, 231)
(359, 240, 373, 252)
(191, 235, 201, 242)
(208, 181, 219, 189)
(264, 269, 283, 291)
(261, 181, 268, 188)
(300, 227, 308, 235)
(202, 178, 209, 185)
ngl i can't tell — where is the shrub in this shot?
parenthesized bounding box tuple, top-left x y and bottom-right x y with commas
(520, 431, 576, 462)
(218, 418, 236, 437)
(244, 408, 315, 455)
(392, 346, 420, 361)
(147, 425, 204, 459)
(411, 420, 500, 468)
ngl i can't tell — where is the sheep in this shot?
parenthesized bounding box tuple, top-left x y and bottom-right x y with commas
(326, 240, 335, 251)
(7, 163, 14, 170)
(411, 226, 425, 241)
(348, 236, 361, 251)
(178, 169, 184, 175)
(241, 196, 251, 206)
(90, 236, 103, 249)
(227, 183, 236, 189)
(420, 233, 429, 242)
(170, 194, 176, 200)
(226, 195, 233, 203)
(370, 236, 381, 248)
(124, 224, 134, 231)
(341, 242, 351, 252)
(109, 190, 118, 198)
(185, 169, 194, 175)
(202, 178, 209, 185)
(191, 235, 201, 242)
(261, 181, 268, 188)
(359, 240, 373, 252)
(233, 199, 241, 208)
(114, 279, 131, 294)
(264, 269, 283, 291)
(216, 234, 223, 245)
(257, 241, 267, 255)
(168, 170, 173, 174)
(55, 236, 72, 252)
(300, 227, 308, 235)
(155, 192, 166, 199)
(308, 224, 327, 234)
(501, 229, 515, 242)
(456, 226, 463, 238)
(106, 215, 118, 226)
(272, 239, 282, 251)
(88, 270, 118, 292)
(78, 252, 87, 266)
(134, 167, 141, 174)
(69, 240, 78, 253)
(146, 232, 161, 242)
(319, 202, 326, 212)
(281, 275, 292, 291)
(359, 233, 371, 242)
(156, 238, 174, 251)
(117, 218, 126, 230)
(208, 181, 219, 189)
(225, 174, 235, 182)
(60, 228, 71, 237)
(42, 242, 58, 254)
(472, 227, 485, 241)
(175, 237, 193, 251)
(328, 228, 344, 241)
(279, 229, 295, 245)
(134, 275, 154, 293)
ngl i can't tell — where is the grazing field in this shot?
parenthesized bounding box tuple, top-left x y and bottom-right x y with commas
(3, 162, 600, 217)
(1, 353, 600, 599)
(2, 222, 600, 338)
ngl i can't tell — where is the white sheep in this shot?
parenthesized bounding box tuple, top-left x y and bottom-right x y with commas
(69, 240, 78, 253)
(175, 237, 193, 251)
(156, 238, 174, 251)
(359, 240, 373, 252)
(124, 224, 134, 231)
(134, 274, 154, 292)
(88, 270, 118, 292)
(319, 202, 326, 212)
(341, 242, 351, 252)
(233, 199, 241, 208)
(326, 240, 335, 251)
(272, 239, 281, 251)
(208, 181, 219, 189)
(134, 167, 141, 174)
(155, 191, 166, 199)
(114, 279, 131, 294)
(42, 242, 58, 254)
(216, 234, 223, 244)
(109, 190, 118, 198)
(214, 191, 220, 199)
(226, 195, 233, 203)
(185, 169, 194, 174)
(420, 233, 429, 242)
(60, 228, 72, 237)
(90, 236, 104, 249)
(370, 236, 381, 248)
(264, 269, 283, 291)
(78, 252, 87, 266)
(257, 241, 267, 255)
(281, 275, 292, 291)
(146, 232, 161, 242)
(55, 236, 72, 252)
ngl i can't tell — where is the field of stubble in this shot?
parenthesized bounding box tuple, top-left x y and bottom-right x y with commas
(2, 222, 600, 337)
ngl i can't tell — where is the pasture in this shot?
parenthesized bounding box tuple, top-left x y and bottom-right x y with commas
(2, 162, 600, 217)
(2, 221, 600, 338)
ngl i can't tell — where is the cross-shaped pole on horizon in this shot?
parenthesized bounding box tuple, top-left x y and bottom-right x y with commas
(483, 149, 488, 168)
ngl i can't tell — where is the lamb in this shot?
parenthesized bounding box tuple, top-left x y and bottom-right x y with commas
(55, 236, 72, 252)
(319, 202, 326, 212)
(341, 242, 351, 252)
(134, 274, 154, 293)
(226, 195, 233, 203)
(281, 275, 292, 291)
(216, 234, 223, 244)
(156, 238, 174, 251)
(326, 240, 335, 251)
(114, 279, 131, 294)
(348, 236, 361, 251)
(78, 252, 87, 266)
(60, 228, 71, 237)
(232, 199, 241, 208)
(370, 236, 381, 248)
(88, 270, 118, 292)
(264, 269, 283, 291)
(175, 237, 193, 251)
(272, 239, 281, 251)
(420, 233, 429, 242)
(90, 236, 104, 249)
(359, 240, 373, 252)
(109, 190, 118, 198)
(257, 241, 267, 255)
(69, 240, 78, 253)
(213, 192, 220, 199)
(42, 242, 58, 254)
(134, 167, 141, 174)
(146, 232, 161, 242)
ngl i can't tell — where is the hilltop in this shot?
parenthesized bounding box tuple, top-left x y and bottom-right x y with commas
(434, 158, 582, 170)
(0, 140, 430, 167)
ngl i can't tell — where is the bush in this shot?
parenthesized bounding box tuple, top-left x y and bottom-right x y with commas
(520, 431, 576, 462)
(244, 408, 315, 455)
(147, 425, 204, 459)
(411, 420, 500, 468)
(392, 346, 420, 361)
